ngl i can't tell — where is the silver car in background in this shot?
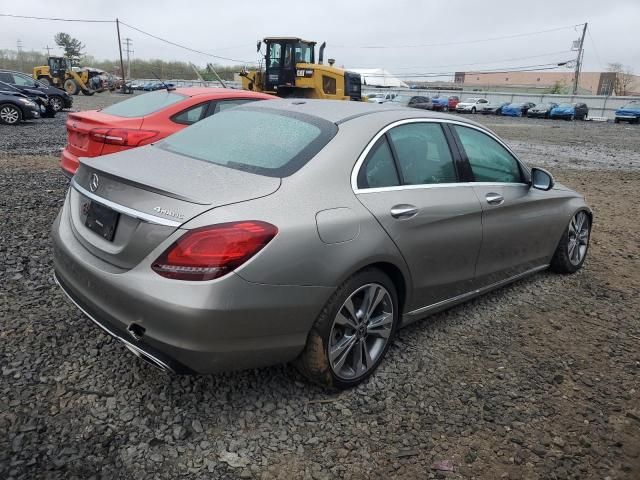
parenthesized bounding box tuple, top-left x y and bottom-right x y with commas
(52, 100, 592, 389)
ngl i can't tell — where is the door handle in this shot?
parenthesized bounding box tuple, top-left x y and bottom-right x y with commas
(485, 193, 504, 205)
(390, 205, 418, 219)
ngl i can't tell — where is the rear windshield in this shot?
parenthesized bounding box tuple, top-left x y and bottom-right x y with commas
(101, 90, 186, 118)
(160, 107, 338, 177)
(557, 103, 574, 108)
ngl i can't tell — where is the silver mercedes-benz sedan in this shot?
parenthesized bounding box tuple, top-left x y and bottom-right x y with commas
(52, 99, 592, 389)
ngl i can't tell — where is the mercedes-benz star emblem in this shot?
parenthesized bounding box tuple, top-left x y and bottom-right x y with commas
(89, 173, 99, 192)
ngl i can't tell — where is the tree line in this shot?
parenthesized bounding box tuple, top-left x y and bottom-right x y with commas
(0, 49, 242, 81)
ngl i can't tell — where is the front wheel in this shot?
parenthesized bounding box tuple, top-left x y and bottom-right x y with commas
(471, 107, 476, 114)
(0, 103, 22, 125)
(49, 96, 64, 112)
(64, 79, 79, 95)
(295, 269, 399, 389)
(550, 210, 591, 274)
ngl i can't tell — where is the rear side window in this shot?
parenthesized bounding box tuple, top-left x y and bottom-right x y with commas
(388, 123, 457, 185)
(172, 103, 207, 125)
(161, 107, 337, 177)
(212, 99, 255, 114)
(0, 72, 13, 83)
(453, 125, 522, 183)
(101, 91, 186, 118)
(357, 137, 400, 189)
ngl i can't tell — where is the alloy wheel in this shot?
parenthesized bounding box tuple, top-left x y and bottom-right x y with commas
(0, 105, 20, 124)
(328, 283, 394, 380)
(568, 211, 589, 266)
(50, 97, 63, 112)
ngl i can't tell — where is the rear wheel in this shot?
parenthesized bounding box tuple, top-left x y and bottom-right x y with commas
(295, 268, 399, 389)
(550, 210, 591, 274)
(64, 79, 79, 95)
(0, 104, 22, 125)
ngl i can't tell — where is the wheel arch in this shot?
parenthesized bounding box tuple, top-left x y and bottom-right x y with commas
(336, 259, 411, 317)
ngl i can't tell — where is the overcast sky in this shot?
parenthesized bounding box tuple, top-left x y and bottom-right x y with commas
(2, 0, 639, 79)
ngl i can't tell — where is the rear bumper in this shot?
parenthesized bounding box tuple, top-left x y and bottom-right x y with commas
(51, 205, 333, 374)
(60, 148, 79, 177)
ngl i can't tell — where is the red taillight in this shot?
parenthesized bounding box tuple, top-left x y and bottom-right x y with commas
(152, 221, 278, 281)
(89, 128, 159, 146)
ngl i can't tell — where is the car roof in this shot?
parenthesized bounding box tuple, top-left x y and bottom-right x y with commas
(174, 87, 271, 99)
(243, 98, 488, 127)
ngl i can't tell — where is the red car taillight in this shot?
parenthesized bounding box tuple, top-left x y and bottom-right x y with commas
(89, 128, 159, 146)
(151, 221, 278, 281)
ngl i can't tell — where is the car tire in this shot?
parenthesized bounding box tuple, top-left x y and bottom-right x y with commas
(0, 103, 22, 125)
(49, 96, 64, 112)
(550, 210, 591, 274)
(295, 268, 399, 389)
(471, 107, 476, 114)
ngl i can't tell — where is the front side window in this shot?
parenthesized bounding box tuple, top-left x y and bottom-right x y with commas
(387, 123, 457, 185)
(13, 74, 35, 87)
(453, 126, 523, 183)
(357, 137, 400, 189)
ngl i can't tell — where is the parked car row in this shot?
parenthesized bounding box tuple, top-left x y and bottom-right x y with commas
(457, 98, 590, 120)
(0, 68, 73, 113)
(0, 80, 58, 124)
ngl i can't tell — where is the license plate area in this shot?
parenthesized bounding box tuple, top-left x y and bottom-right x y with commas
(85, 201, 119, 241)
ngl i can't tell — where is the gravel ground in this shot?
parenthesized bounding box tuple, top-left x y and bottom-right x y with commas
(1, 94, 639, 479)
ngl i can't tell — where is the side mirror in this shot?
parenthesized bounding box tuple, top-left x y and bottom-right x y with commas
(531, 167, 554, 191)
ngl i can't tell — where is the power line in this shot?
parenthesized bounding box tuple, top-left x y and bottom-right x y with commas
(587, 29, 604, 69)
(0, 13, 114, 23)
(389, 50, 573, 70)
(334, 24, 583, 49)
(118, 20, 255, 64)
(361, 61, 572, 79)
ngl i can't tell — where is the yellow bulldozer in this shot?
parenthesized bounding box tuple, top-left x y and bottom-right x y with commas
(240, 37, 362, 101)
(32, 57, 103, 96)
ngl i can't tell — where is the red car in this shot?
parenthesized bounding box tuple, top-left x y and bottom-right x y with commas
(60, 88, 273, 176)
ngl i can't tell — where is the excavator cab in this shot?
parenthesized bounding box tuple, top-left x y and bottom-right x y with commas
(263, 38, 316, 92)
(47, 57, 71, 84)
(241, 36, 361, 101)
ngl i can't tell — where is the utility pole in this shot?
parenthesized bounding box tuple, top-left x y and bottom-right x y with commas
(116, 18, 126, 92)
(122, 37, 133, 79)
(43, 45, 53, 56)
(572, 22, 587, 95)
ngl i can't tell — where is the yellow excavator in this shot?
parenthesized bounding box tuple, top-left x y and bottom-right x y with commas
(32, 57, 103, 96)
(240, 37, 362, 101)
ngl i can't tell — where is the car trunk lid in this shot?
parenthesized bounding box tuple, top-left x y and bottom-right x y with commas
(66, 111, 143, 158)
(68, 145, 281, 269)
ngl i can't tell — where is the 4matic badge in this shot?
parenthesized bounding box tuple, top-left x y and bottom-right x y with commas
(153, 206, 185, 220)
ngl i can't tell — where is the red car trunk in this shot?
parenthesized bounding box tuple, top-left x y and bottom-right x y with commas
(65, 112, 144, 158)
